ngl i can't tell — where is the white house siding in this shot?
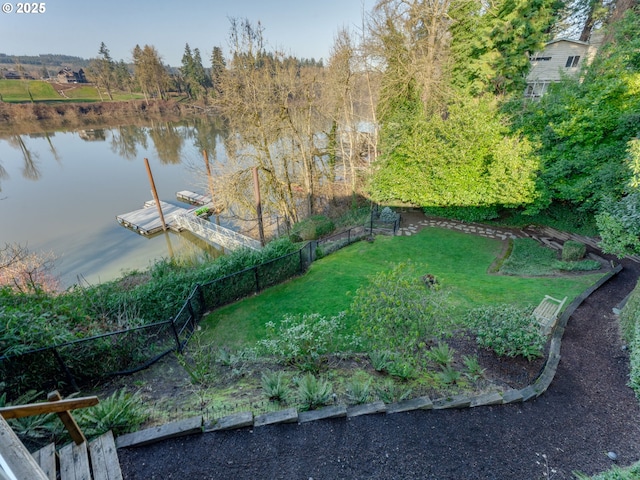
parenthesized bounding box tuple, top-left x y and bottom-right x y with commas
(525, 36, 600, 98)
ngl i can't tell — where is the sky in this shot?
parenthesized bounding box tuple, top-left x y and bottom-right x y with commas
(0, 0, 377, 66)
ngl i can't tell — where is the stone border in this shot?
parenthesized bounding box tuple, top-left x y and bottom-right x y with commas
(115, 238, 623, 449)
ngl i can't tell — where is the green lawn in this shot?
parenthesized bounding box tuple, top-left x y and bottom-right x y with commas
(201, 228, 602, 346)
(0, 79, 62, 102)
(0, 80, 144, 103)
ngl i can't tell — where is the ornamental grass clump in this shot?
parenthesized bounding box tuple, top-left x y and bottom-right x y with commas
(296, 373, 333, 411)
(462, 355, 486, 381)
(467, 304, 545, 361)
(77, 389, 148, 438)
(375, 378, 412, 404)
(345, 376, 373, 405)
(261, 371, 290, 404)
(426, 342, 455, 367)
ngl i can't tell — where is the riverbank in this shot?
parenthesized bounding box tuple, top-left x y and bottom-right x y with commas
(0, 100, 214, 136)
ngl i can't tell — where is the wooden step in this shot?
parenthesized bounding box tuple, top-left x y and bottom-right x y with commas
(59, 441, 91, 480)
(31, 443, 57, 480)
(89, 431, 123, 480)
(56, 431, 123, 480)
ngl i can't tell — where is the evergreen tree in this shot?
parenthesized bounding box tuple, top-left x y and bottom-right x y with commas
(370, 0, 543, 208)
(180, 44, 212, 100)
(449, 0, 563, 96)
(192, 48, 212, 91)
(210, 46, 226, 95)
(511, 7, 640, 214)
(89, 42, 116, 100)
(180, 43, 195, 98)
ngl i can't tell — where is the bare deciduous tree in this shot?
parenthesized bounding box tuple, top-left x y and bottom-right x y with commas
(0, 243, 59, 293)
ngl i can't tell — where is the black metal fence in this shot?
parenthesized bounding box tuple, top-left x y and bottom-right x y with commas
(1, 211, 400, 397)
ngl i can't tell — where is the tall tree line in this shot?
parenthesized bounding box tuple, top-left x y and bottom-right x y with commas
(81, 0, 638, 246)
(367, 0, 562, 211)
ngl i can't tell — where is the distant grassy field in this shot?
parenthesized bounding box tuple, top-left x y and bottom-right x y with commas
(0, 79, 62, 102)
(201, 228, 603, 346)
(0, 79, 143, 103)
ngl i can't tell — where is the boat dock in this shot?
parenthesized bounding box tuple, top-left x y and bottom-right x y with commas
(116, 200, 190, 235)
(176, 190, 212, 206)
(116, 193, 261, 251)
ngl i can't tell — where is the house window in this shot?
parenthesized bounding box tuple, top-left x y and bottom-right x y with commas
(565, 56, 580, 67)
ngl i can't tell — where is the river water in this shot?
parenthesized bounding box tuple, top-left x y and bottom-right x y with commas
(0, 118, 228, 288)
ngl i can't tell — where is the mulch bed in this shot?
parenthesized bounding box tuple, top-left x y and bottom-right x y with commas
(118, 226, 640, 480)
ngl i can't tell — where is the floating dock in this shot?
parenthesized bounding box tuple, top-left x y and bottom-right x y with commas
(116, 200, 189, 235)
(176, 190, 212, 206)
(117, 195, 261, 250)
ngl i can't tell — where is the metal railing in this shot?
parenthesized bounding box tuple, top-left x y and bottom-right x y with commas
(173, 213, 262, 250)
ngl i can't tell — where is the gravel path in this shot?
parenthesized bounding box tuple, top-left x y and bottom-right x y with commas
(119, 254, 640, 480)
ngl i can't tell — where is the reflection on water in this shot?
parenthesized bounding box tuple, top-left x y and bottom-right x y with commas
(0, 117, 228, 288)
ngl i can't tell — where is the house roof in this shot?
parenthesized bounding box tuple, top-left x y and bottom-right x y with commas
(545, 38, 590, 47)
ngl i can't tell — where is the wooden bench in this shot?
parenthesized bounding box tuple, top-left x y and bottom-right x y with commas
(533, 295, 567, 335)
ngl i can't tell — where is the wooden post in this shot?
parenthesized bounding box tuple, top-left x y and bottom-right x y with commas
(203, 150, 216, 210)
(144, 157, 167, 231)
(47, 391, 87, 445)
(252, 167, 266, 247)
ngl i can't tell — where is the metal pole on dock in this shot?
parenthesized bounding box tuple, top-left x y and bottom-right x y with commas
(144, 157, 167, 231)
(253, 167, 266, 247)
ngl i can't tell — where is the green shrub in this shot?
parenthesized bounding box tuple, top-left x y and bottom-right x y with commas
(554, 259, 601, 271)
(423, 206, 499, 222)
(621, 280, 640, 400)
(261, 371, 290, 403)
(574, 461, 640, 479)
(628, 321, 640, 398)
(620, 279, 640, 343)
(291, 215, 335, 241)
(317, 234, 366, 258)
(351, 262, 453, 355)
(258, 312, 345, 372)
(296, 373, 333, 411)
(561, 241, 586, 261)
(467, 304, 545, 360)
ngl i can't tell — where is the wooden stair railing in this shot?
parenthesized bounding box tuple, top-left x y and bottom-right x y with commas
(0, 390, 123, 480)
